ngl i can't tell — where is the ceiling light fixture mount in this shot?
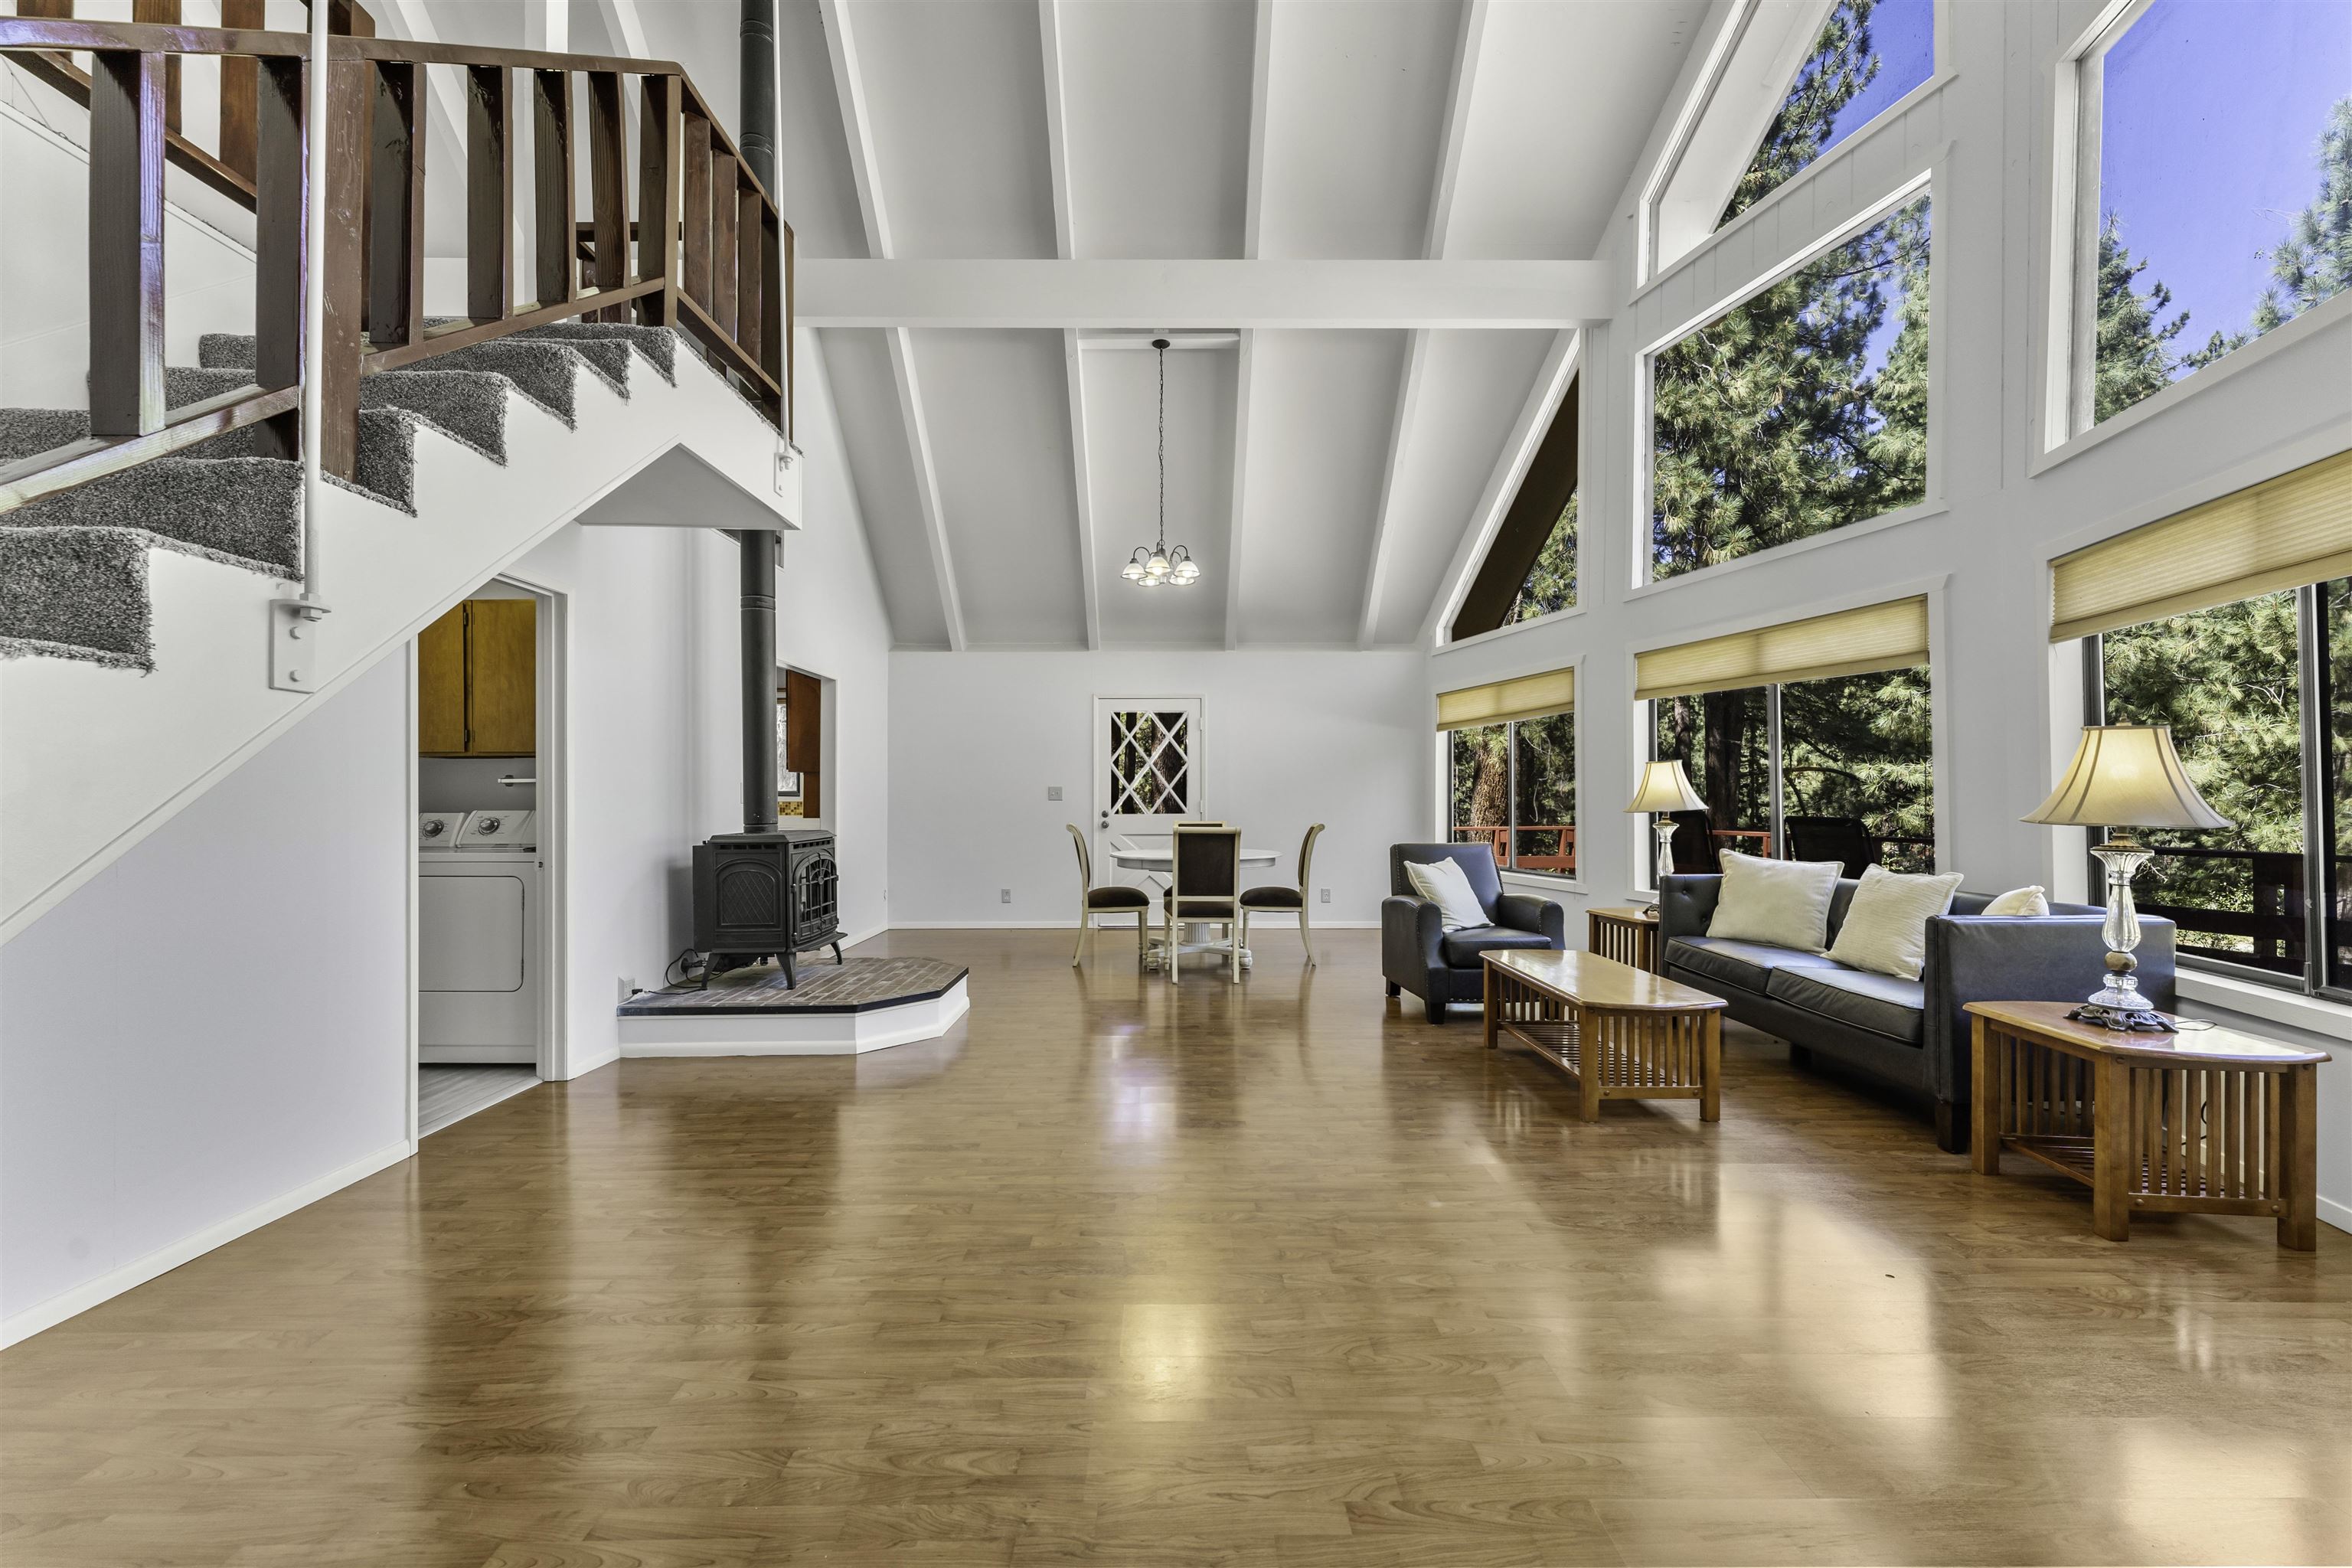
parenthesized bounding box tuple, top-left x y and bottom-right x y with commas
(1122, 337, 1200, 589)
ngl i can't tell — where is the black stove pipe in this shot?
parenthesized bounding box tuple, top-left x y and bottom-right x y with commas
(739, 0, 779, 836)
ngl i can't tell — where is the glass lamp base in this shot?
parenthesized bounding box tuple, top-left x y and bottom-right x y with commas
(2087, 948, 2145, 1008)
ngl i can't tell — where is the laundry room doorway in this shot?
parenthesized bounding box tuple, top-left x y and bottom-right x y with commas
(410, 574, 565, 1140)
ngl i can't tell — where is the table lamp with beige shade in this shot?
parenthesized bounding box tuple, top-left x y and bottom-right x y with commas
(1628, 760, 1707, 906)
(2023, 724, 2230, 1021)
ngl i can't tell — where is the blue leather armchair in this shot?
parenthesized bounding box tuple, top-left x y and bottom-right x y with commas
(1382, 843, 1566, 1023)
(1658, 874, 2175, 1152)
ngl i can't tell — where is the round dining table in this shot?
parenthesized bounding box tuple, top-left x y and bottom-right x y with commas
(1107, 844, 1283, 972)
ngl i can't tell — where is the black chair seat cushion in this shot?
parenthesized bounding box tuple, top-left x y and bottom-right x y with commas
(1766, 964, 1926, 1044)
(1667, 936, 1841, 995)
(1086, 885, 1152, 910)
(1165, 894, 1239, 920)
(1240, 885, 1303, 909)
(1439, 925, 1556, 966)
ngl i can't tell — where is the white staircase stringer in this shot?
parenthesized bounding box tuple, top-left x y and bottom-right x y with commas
(2, 345, 794, 944)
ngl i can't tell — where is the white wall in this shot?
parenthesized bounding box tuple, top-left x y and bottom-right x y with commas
(1432, 0, 2352, 1223)
(0, 327, 897, 1338)
(888, 650, 1428, 926)
(2, 656, 413, 1343)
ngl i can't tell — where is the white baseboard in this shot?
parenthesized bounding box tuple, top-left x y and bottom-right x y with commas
(839, 921, 890, 949)
(1, 1136, 416, 1348)
(2320, 1196, 2351, 1237)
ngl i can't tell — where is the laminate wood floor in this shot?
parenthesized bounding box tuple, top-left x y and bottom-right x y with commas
(5, 930, 2347, 1566)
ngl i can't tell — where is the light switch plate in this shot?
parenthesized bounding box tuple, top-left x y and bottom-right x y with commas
(1320, 888, 1331, 903)
(1047, 786, 1063, 801)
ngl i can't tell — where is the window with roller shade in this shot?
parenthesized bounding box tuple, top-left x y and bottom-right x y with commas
(2062, 452, 2352, 997)
(1439, 669, 1577, 879)
(1640, 596, 1933, 881)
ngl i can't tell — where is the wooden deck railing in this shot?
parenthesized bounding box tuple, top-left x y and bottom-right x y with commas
(0, 12, 792, 514)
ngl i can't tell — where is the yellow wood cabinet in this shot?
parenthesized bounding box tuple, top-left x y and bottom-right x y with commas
(417, 599, 536, 757)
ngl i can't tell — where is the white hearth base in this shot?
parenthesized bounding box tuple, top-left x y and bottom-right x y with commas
(617, 978, 969, 1057)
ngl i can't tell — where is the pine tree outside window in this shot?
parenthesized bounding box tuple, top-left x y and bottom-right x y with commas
(2064, 0, 2352, 432)
(1447, 715, 1578, 880)
(1647, 666, 1934, 884)
(1648, 187, 1932, 582)
(1717, 0, 1935, 230)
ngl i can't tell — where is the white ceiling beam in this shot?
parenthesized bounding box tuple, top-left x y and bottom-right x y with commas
(1423, 0, 1488, 260)
(1039, 5, 1096, 647)
(592, 0, 649, 59)
(797, 260, 1612, 328)
(1063, 331, 1101, 650)
(889, 328, 965, 653)
(1361, 3, 1488, 648)
(818, 0, 893, 258)
(1357, 328, 1431, 648)
(1038, 0, 1076, 260)
(824, 0, 964, 648)
(1419, 329, 1578, 647)
(1242, 0, 1272, 259)
(523, 0, 567, 55)
(1223, 328, 1255, 650)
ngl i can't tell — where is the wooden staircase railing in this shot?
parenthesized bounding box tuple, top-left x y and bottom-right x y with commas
(0, 14, 792, 514)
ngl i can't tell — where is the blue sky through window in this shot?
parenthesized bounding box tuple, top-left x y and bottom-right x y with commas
(1818, 0, 1935, 158)
(2101, 0, 2352, 373)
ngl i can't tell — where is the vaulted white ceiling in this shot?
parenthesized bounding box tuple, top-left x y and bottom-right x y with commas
(406, 0, 1713, 649)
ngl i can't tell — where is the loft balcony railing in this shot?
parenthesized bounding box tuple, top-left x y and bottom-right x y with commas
(0, 6, 792, 513)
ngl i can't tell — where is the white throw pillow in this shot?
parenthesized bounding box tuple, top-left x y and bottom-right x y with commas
(1827, 864, 1968, 981)
(1704, 851, 1844, 953)
(1982, 884, 2050, 917)
(1404, 858, 1488, 932)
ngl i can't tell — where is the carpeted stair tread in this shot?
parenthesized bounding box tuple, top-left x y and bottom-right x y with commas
(166, 366, 258, 406)
(197, 333, 256, 371)
(517, 321, 678, 384)
(0, 525, 154, 670)
(353, 372, 510, 465)
(0, 409, 93, 464)
(390, 340, 593, 425)
(1, 456, 303, 577)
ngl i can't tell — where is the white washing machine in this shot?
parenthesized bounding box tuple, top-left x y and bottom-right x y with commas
(420, 811, 540, 1063)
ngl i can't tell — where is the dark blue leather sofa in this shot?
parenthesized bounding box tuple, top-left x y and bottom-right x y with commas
(1381, 843, 1566, 1023)
(1658, 874, 2175, 1152)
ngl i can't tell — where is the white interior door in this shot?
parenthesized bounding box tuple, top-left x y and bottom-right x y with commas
(1095, 697, 1204, 871)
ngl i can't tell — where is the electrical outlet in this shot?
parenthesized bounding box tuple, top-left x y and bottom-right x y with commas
(1320, 887, 1331, 904)
(1001, 888, 1013, 904)
(618, 975, 638, 1002)
(1047, 786, 1063, 802)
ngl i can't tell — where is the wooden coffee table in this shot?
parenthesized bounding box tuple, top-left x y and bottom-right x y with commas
(1483, 949, 1727, 1122)
(1966, 1001, 2331, 1249)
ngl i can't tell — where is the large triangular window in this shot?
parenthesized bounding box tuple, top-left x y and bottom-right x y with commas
(1447, 377, 1578, 642)
(1720, 0, 1935, 228)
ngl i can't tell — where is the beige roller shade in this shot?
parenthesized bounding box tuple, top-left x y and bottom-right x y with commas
(1635, 596, 1930, 701)
(1436, 668, 1575, 730)
(2051, 450, 2352, 642)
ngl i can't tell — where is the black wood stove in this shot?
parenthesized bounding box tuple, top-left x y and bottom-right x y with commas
(688, 5, 844, 991)
(693, 828, 841, 987)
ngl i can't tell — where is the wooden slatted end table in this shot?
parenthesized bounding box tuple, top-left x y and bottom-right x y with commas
(1586, 906, 1661, 972)
(1485, 949, 1726, 1122)
(1965, 1001, 2329, 1250)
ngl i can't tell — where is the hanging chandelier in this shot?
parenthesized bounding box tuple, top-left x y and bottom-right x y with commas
(1122, 337, 1200, 587)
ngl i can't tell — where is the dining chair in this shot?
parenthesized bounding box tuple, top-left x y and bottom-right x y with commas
(1068, 824, 1151, 966)
(1240, 822, 1324, 966)
(1165, 822, 1243, 985)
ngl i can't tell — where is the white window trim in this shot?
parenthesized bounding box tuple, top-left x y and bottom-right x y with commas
(2027, 290, 2352, 480)
(1635, 0, 1957, 294)
(1433, 602, 1589, 658)
(2177, 969, 2352, 1045)
(1634, 164, 1944, 593)
(2038, 0, 2346, 458)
